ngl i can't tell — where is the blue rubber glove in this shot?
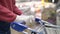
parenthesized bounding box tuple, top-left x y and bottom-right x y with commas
(10, 21, 28, 32)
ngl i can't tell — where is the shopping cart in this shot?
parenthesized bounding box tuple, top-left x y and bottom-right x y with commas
(10, 19, 60, 34)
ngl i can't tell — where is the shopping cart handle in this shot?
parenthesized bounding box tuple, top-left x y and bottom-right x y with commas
(35, 18, 41, 22)
(35, 18, 44, 25)
(10, 22, 28, 32)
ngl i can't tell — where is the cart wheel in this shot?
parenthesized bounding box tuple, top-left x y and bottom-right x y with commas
(31, 31, 37, 34)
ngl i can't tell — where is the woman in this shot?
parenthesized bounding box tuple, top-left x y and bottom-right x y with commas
(0, 0, 23, 34)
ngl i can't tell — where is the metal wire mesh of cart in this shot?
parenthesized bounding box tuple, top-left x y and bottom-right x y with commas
(42, 20, 60, 34)
(25, 20, 60, 34)
(43, 24, 60, 34)
(45, 27, 59, 34)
